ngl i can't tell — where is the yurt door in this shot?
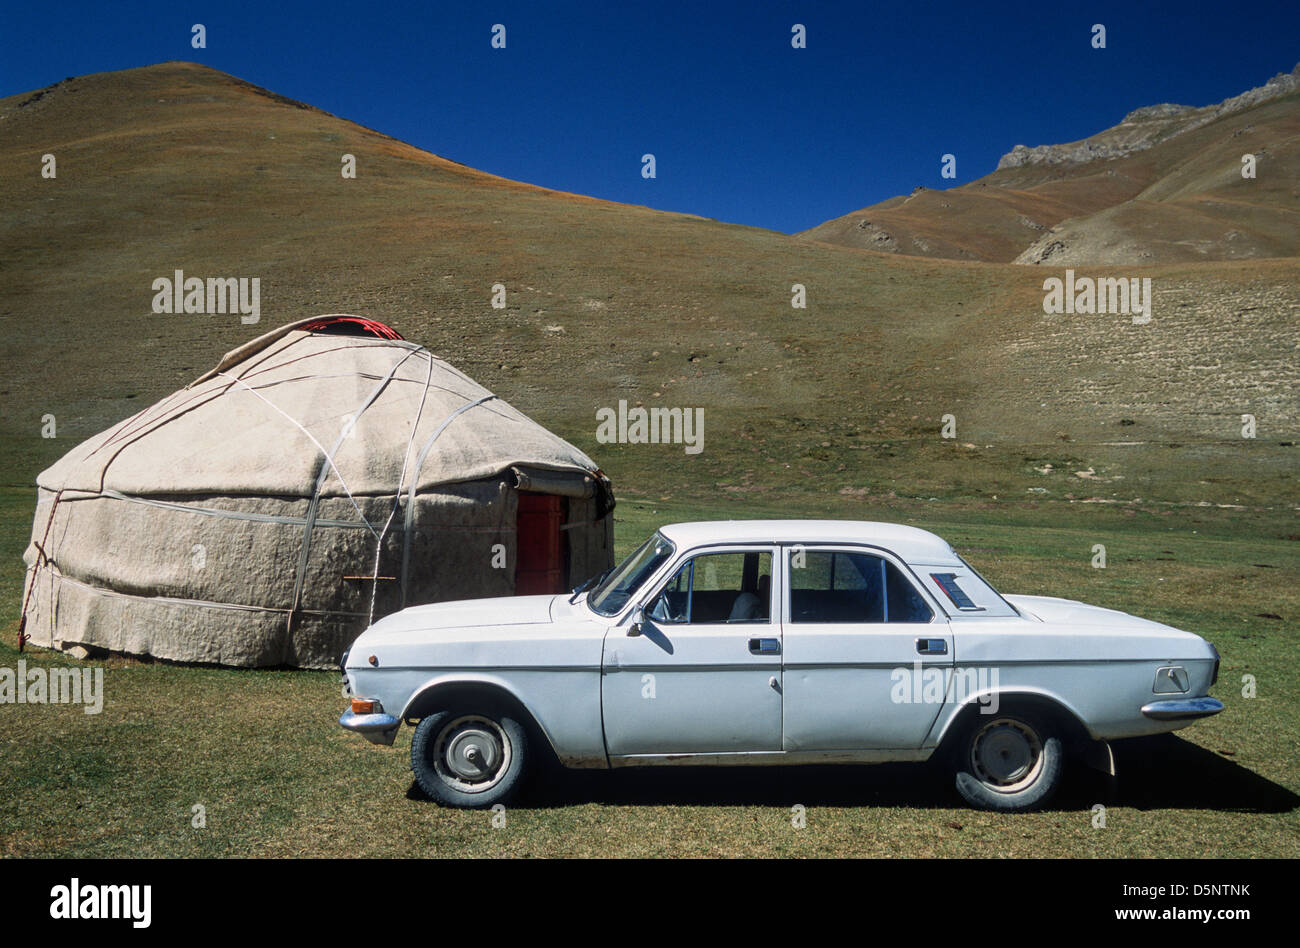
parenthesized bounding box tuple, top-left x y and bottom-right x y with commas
(515, 493, 566, 595)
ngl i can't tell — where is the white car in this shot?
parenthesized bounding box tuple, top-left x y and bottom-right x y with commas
(340, 520, 1222, 811)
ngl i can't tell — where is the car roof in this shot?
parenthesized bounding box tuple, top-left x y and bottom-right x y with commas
(656, 520, 963, 566)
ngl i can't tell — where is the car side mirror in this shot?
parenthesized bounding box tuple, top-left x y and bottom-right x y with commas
(628, 608, 645, 637)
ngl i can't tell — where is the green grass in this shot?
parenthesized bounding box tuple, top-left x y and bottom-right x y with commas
(3, 488, 1297, 858)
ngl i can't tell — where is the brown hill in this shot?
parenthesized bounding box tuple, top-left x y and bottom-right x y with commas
(799, 65, 1300, 266)
(1, 61, 1296, 518)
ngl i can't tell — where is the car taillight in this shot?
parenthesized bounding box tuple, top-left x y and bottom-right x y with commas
(351, 698, 380, 715)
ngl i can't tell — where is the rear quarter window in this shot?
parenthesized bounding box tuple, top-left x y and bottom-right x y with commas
(922, 565, 1019, 617)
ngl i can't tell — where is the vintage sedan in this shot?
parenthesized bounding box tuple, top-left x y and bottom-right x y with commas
(339, 520, 1222, 811)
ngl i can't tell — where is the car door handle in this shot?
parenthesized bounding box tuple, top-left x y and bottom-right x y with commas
(916, 638, 948, 655)
(748, 637, 781, 655)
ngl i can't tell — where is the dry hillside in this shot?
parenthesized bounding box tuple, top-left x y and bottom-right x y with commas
(0, 62, 1296, 515)
(799, 64, 1300, 266)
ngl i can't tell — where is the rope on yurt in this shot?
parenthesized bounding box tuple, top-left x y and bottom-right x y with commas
(398, 393, 498, 607)
(215, 368, 381, 658)
(277, 349, 422, 651)
(366, 349, 435, 626)
(17, 489, 63, 651)
(97, 490, 372, 528)
(215, 371, 376, 529)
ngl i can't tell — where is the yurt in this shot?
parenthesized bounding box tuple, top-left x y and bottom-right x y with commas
(20, 316, 615, 669)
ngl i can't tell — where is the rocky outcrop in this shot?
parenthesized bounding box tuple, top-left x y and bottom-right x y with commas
(998, 63, 1300, 170)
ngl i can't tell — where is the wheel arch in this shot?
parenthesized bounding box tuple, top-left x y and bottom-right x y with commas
(402, 674, 562, 764)
(932, 688, 1095, 755)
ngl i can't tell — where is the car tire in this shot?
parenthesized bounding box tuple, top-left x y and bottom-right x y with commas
(952, 711, 1063, 812)
(410, 707, 529, 808)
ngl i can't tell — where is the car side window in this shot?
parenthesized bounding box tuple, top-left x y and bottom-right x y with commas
(886, 562, 934, 622)
(789, 551, 932, 623)
(647, 551, 772, 624)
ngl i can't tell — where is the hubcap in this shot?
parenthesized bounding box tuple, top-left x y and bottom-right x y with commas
(970, 718, 1044, 793)
(432, 716, 512, 793)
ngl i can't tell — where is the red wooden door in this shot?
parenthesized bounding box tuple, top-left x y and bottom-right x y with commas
(515, 493, 565, 595)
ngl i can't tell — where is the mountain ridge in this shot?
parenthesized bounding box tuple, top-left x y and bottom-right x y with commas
(998, 63, 1300, 170)
(800, 63, 1300, 266)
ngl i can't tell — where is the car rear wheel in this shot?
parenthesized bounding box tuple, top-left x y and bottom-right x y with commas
(410, 708, 528, 808)
(952, 711, 1063, 812)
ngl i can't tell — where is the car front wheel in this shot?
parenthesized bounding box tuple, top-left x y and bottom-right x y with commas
(410, 708, 528, 808)
(952, 711, 1063, 812)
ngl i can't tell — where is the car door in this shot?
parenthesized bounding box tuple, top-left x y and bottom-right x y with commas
(780, 545, 952, 751)
(601, 546, 783, 756)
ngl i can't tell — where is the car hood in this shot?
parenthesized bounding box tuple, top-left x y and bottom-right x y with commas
(404, 593, 559, 629)
(363, 594, 561, 640)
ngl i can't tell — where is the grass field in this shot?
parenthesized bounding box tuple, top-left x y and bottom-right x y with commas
(3, 487, 1296, 858)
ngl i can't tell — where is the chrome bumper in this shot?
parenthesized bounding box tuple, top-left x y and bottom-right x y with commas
(339, 708, 401, 745)
(1140, 696, 1225, 721)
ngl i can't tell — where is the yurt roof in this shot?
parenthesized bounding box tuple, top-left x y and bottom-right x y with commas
(39, 316, 602, 498)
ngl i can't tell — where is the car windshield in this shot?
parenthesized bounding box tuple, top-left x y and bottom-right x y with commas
(587, 533, 676, 616)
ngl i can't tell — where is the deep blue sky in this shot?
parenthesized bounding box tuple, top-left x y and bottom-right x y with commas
(5, 1, 1297, 233)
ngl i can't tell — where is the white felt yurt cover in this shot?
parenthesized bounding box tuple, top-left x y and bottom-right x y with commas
(20, 316, 614, 668)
